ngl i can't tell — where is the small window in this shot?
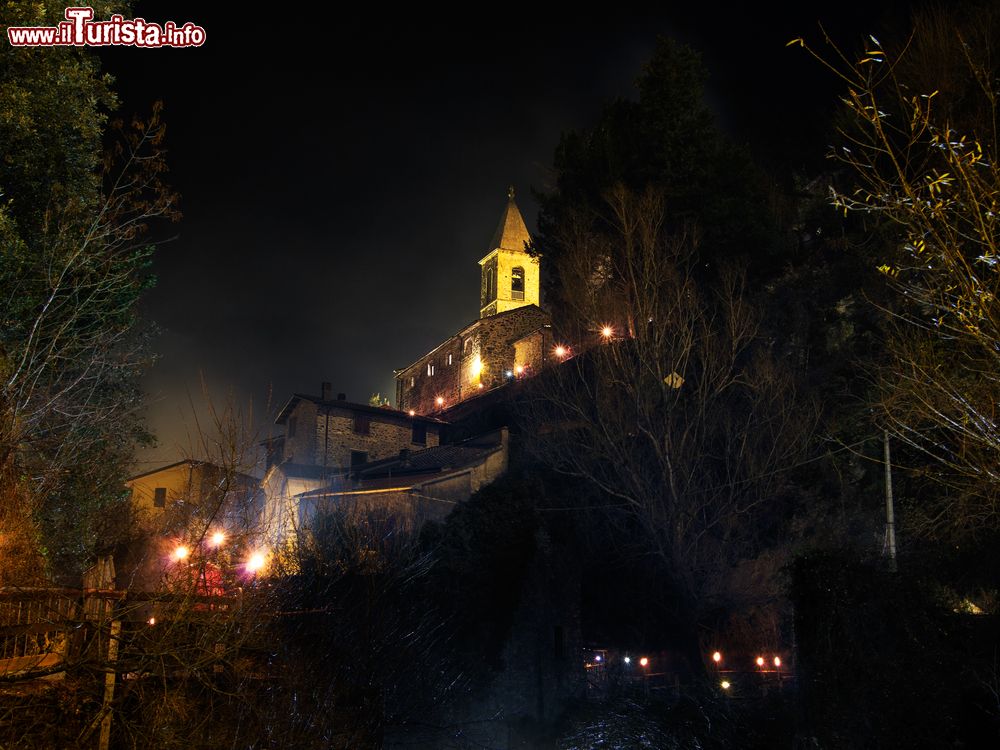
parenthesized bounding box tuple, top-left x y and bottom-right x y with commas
(153, 487, 167, 508)
(412, 422, 427, 445)
(410, 376, 415, 388)
(427, 363, 435, 376)
(511, 266, 525, 300)
(463, 338, 473, 357)
(287, 416, 297, 438)
(447, 353, 453, 366)
(353, 413, 370, 435)
(350, 450, 368, 467)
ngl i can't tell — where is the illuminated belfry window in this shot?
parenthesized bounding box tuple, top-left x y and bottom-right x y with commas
(511, 266, 525, 301)
(485, 267, 495, 301)
(448, 353, 453, 366)
(427, 363, 435, 376)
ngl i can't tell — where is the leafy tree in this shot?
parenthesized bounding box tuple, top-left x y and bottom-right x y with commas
(536, 36, 781, 335)
(0, 0, 179, 581)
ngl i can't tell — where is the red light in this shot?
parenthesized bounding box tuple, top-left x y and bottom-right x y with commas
(756, 656, 765, 667)
(712, 651, 722, 663)
(639, 656, 649, 667)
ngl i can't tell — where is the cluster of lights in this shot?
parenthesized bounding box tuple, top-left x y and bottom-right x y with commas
(620, 655, 650, 667)
(711, 650, 784, 671)
(171, 534, 269, 576)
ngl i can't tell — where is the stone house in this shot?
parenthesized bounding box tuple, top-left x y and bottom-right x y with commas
(296, 428, 510, 533)
(260, 385, 446, 546)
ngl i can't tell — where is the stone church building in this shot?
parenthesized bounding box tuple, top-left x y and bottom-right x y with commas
(395, 188, 555, 415)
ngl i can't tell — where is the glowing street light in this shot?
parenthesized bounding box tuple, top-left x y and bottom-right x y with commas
(408, 409, 416, 416)
(773, 656, 782, 668)
(210, 531, 225, 547)
(712, 651, 722, 663)
(756, 656, 765, 667)
(514, 364, 524, 375)
(435, 396, 444, 407)
(554, 345, 569, 358)
(623, 656, 631, 665)
(601, 325, 614, 339)
(639, 656, 649, 668)
(173, 545, 190, 562)
(246, 552, 266, 574)
(721, 680, 731, 690)
(594, 654, 602, 663)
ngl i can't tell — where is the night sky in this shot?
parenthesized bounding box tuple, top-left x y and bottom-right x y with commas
(99, 2, 912, 468)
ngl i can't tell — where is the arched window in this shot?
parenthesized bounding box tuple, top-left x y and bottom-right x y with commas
(511, 266, 525, 300)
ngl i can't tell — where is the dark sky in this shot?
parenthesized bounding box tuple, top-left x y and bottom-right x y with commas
(98, 2, 913, 467)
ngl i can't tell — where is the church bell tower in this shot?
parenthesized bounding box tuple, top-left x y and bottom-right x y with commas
(479, 187, 540, 318)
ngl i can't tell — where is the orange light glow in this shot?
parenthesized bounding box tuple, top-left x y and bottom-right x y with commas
(554, 345, 568, 358)
(601, 325, 613, 338)
(721, 680, 731, 690)
(756, 656, 765, 667)
(408, 409, 415, 416)
(211, 531, 225, 547)
(148, 617, 156, 626)
(477, 383, 484, 389)
(712, 651, 722, 663)
(639, 656, 649, 667)
(514, 364, 524, 375)
(246, 552, 266, 574)
(774, 656, 781, 667)
(435, 396, 444, 406)
(173, 545, 189, 562)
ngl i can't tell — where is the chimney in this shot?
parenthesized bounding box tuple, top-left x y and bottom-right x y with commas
(337, 392, 347, 401)
(321, 382, 332, 401)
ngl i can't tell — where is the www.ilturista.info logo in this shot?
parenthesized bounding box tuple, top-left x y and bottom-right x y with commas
(7, 7, 205, 48)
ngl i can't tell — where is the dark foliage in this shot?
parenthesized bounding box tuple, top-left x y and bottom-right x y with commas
(791, 551, 1000, 749)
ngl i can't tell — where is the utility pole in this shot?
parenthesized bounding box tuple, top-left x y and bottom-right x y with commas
(883, 430, 898, 572)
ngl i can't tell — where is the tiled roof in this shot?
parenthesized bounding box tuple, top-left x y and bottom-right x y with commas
(275, 394, 449, 425)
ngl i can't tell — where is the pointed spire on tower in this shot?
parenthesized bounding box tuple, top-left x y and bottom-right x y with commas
(489, 185, 531, 254)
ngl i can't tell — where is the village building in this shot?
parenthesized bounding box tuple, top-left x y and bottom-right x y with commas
(295, 428, 509, 532)
(259, 385, 447, 546)
(125, 459, 259, 533)
(394, 188, 555, 416)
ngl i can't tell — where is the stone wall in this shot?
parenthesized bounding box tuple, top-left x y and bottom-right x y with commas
(396, 305, 552, 415)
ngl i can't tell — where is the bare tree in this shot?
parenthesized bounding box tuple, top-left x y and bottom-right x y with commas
(523, 186, 815, 659)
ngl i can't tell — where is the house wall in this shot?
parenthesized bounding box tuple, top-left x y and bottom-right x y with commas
(281, 400, 441, 469)
(126, 463, 258, 533)
(127, 463, 194, 528)
(311, 406, 440, 467)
